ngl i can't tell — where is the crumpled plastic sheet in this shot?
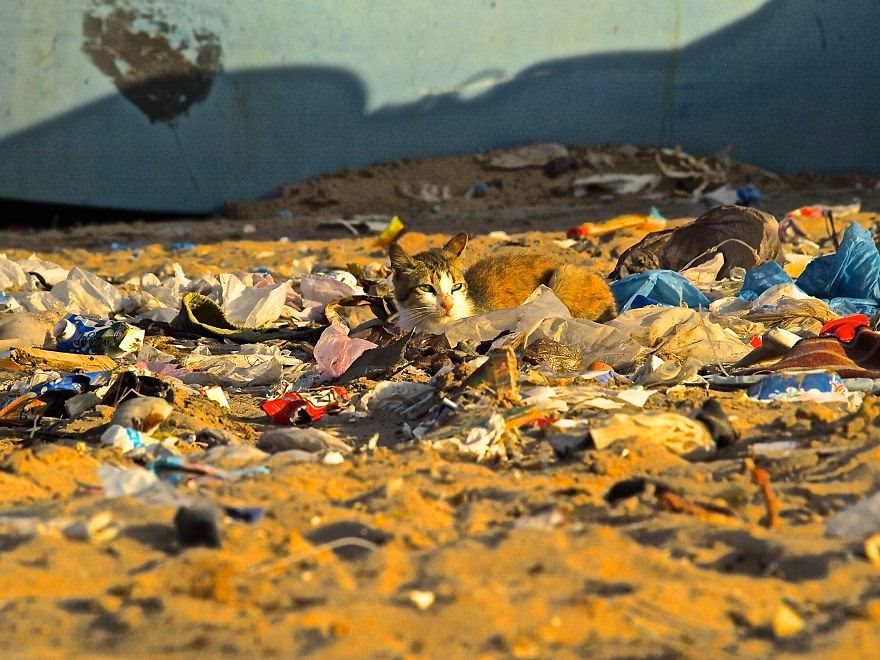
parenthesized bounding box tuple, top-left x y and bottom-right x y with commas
(51, 267, 122, 316)
(607, 306, 751, 365)
(610, 269, 710, 312)
(525, 317, 643, 371)
(313, 321, 377, 381)
(182, 344, 301, 386)
(423, 412, 508, 461)
(590, 412, 717, 460)
(10, 290, 64, 313)
(711, 283, 837, 334)
(224, 279, 295, 328)
(17, 255, 70, 287)
(825, 490, 880, 540)
(359, 381, 436, 417)
(300, 274, 365, 306)
(444, 286, 571, 345)
(0, 254, 28, 289)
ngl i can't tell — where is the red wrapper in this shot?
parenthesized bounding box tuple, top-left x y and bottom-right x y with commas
(261, 386, 350, 426)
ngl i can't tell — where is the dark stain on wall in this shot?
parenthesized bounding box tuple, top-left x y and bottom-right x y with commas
(81, 4, 222, 123)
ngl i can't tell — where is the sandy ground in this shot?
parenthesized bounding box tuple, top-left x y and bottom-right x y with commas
(1, 145, 880, 658)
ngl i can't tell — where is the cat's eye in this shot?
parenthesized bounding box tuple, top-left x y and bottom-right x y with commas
(417, 284, 436, 294)
(451, 283, 464, 292)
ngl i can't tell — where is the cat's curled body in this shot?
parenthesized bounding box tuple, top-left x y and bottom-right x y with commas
(389, 233, 617, 333)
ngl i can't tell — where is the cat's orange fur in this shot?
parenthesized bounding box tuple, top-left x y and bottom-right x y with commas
(465, 249, 617, 322)
(390, 233, 617, 332)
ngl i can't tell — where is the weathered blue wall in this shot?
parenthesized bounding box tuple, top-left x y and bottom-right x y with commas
(1, 0, 878, 212)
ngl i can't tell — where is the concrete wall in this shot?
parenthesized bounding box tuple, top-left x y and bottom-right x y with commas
(1, 0, 878, 212)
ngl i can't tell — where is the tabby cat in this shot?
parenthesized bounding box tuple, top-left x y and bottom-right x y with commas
(389, 233, 617, 333)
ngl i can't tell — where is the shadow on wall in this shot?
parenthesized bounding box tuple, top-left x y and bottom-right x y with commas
(1, 0, 878, 213)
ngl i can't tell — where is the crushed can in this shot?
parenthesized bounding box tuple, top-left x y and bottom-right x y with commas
(261, 386, 350, 426)
(54, 314, 145, 358)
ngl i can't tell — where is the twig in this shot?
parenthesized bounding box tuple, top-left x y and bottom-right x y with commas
(696, 309, 731, 378)
(824, 210, 840, 250)
(656, 490, 739, 525)
(744, 458, 782, 527)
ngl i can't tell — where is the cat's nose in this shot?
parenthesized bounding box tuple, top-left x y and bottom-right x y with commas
(440, 297, 453, 314)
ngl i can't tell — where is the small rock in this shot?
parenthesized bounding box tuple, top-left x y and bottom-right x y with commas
(772, 603, 805, 638)
(174, 506, 222, 549)
(110, 396, 173, 434)
(693, 399, 739, 448)
(408, 590, 435, 611)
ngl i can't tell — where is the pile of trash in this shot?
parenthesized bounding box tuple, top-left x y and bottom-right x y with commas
(0, 201, 879, 556)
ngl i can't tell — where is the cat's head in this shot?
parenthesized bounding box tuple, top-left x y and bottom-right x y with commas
(388, 233, 473, 333)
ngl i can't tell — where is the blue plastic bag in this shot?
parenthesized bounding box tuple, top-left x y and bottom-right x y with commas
(828, 298, 880, 317)
(739, 261, 793, 300)
(611, 270, 710, 312)
(796, 223, 880, 302)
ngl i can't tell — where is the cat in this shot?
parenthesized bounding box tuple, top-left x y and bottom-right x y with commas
(389, 233, 617, 333)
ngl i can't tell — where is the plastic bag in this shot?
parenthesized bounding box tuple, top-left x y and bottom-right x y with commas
(444, 285, 570, 345)
(610, 270, 710, 312)
(608, 306, 750, 364)
(526, 317, 643, 371)
(796, 222, 880, 302)
(739, 261, 793, 300)
(313, 321, 377, 381)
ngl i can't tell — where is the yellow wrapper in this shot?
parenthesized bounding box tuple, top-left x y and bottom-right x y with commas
(374, 215, 406, 247)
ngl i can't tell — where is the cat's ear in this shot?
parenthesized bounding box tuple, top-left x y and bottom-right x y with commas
(443, 233, 468, 258)
(389, 241, 415, 272)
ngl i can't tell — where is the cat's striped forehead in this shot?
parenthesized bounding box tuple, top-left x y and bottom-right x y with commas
(393, 248, 463, 301)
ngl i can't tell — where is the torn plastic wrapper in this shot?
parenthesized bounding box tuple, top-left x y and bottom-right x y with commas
(374, 215, 406, 247)
(261, 385, 351, 426)
(300, 274, 365, 307)
(567, 210, 667, 239)
(747, 371, 850, 403)
(101, 424, 163, 453)
(182, 346, 294, 387)
(590, 412, 716, 460)
(607, 306, 750, 365)
(313, 321, 377, 381)
(0, 392, 51, 423)
(422, 411, 508, 461)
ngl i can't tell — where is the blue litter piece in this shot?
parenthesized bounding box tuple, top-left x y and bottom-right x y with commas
(796, 222, 880, 302)
(109, 241, 142, 252)
(739, 261, 793, 299)
(828, 297, 880, 317)
(168, 241, 196, 252)
(748, 371, 846, 401)
(736, 184, 763, 205)
(30, 370, 112, 396)
(625, 294, 670, 310)
(222, 505, 266, 523)
(472, 182, 488, 198)
(611, 269, 710, 312)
